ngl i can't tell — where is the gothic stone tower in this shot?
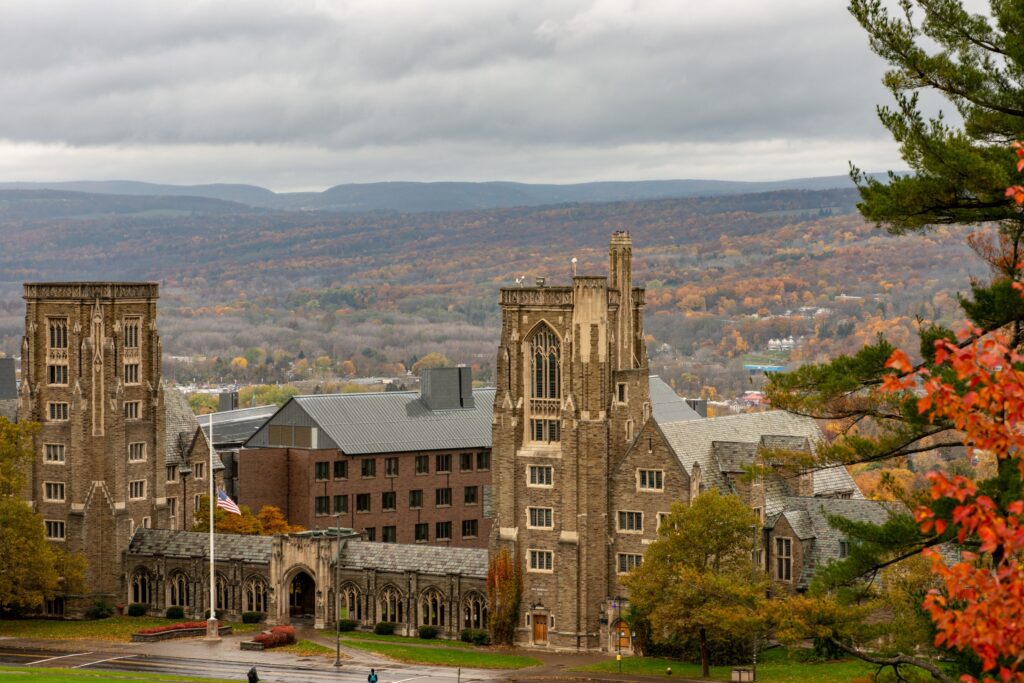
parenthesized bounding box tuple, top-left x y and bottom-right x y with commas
(491, 232, 649, 650)
(20, 283, 169, 614)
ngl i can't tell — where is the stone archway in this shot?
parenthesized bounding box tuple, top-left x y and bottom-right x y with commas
(288, 571, 315, 620)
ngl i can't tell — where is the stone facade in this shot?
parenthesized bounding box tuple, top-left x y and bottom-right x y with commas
(125, 528, 489, 638)
(20, 282, 170, 615)
(490, 232, 649, 651)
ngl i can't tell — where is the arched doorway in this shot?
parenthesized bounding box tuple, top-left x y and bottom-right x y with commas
(612, 619, 631, 652)
(288, 571, 315, 620)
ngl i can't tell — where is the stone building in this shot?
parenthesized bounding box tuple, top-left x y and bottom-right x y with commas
(125, 527, 489, 637)
(17, 282, 213, 615)
(238, 368, 493, 547)
(489, 233, 888, 652)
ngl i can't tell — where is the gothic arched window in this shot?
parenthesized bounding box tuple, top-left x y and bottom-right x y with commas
(530, 326, 560, 399)
(215, 574, 231, 612)
(528, 325, 561, 443)
(169, 572, 190, 608)
(378, 586, 403, 624)
(341, 584, 362, 621)
(244, 577, 268, 613)
(421, 588, 446, 627)
(462, 592, 487, 629)
(131, 570, 152, 605)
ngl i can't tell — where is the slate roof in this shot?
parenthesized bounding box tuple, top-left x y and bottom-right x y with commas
(127, 528, 272, 563)
(200, 405, 278, 447)
(164, 387, 200, 465)
(649, 376, 702, 423)
(710, 441, 758, 473)
(340, 540, 488, 578)
(246, 389, 496, 454)
(766, 496, 900, 588)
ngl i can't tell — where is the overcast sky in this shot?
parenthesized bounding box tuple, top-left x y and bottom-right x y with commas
(0, 0, 918, 191)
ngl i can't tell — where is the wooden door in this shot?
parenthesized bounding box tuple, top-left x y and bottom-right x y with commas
(532, 614, 548, 643)
(616, 621, 631, 650)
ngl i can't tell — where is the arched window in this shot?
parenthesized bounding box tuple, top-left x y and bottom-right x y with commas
(244, 577, 268, 614)
(169, 572, 190, 608)
(530, 326, 560, 399)
(462, 592, 487, 629)
(340, 584, 362, 621)
(378, 586, 403, 624)
(131, 570, 152, 605)
(528, 325, 561, 443)
(215, 574, 231, 612)
(420, 588, 446, 627)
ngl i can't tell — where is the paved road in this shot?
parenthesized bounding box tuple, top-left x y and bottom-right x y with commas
(0, 644, 502, 683)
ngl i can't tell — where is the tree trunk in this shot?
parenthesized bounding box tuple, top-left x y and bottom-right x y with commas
(699, 627, 710, 678)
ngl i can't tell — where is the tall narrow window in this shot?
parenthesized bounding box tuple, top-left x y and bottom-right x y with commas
(48, 319, 68, 350)
(123, 317, 141, 349)
(776, 537, 792, 581)
(529, 326, 560, 399)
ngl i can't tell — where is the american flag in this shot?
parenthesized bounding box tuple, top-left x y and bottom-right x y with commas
(216, 489, 241, 515)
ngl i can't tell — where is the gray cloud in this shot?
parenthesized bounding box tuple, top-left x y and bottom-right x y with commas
(0, 0, 911, 188)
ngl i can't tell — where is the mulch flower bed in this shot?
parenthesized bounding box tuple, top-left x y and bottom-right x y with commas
(131, 621, 233, 642)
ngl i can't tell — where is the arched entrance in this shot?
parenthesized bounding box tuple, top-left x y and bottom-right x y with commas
(288, 571, 315, 620)
(612, 619, 632, 652)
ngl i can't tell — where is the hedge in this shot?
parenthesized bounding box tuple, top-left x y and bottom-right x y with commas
(253, 625, 296, 649)
(127, 603, 147, 617)
(338, 619, 358, 632)
(461, 628, 490, 646)
(374, 622, 395, 635)
(242, 612, 265, 624)
(165, 606, 185, 620)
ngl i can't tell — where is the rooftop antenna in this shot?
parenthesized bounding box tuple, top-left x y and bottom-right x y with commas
(514, 276, 524, 288)
(571, 257, 578, 277)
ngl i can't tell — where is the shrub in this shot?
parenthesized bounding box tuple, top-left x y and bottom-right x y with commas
(138, 621, 207, 635)
(374, 622, 395, 635)
(460, 628, 490, 646)
(253, 625, 296, 649)
(418, 626, 438, 640)
(85, 600, 114, 620)
(242, 612, 265, 624)
(165, 606, 185, 620)
(338, 619, 358, 632)
(127, 603, 146, 617)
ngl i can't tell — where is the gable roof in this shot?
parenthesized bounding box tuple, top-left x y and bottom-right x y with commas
(659, 410, 825, 492)
(245, 388, 495, 454)
(339, 540, 488, 578)
(649, 376, 702, 423)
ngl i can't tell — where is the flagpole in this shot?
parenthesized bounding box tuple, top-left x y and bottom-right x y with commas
(206, 411, 220, 641)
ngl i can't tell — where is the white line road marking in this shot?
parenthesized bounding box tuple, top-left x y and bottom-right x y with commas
(391, 677, 427, 683)
(27, 652, 92, 665)
(72, 655, 134, 669)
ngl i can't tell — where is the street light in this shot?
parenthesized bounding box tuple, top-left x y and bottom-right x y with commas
(751, 522, 759, 682)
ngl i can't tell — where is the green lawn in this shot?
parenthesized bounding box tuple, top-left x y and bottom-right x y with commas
(278, 639, 339, 658)
(0, 664, 237, 683)
(0, 617, 261, 643)
(339, 630, 475, 649)
(339, 640, 540, 669)
(575, 647, 878, 682)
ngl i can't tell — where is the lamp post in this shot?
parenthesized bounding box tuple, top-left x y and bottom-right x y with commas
(614, 596, 622, 673)
(751, 522, 759, 682)
(179, 462, 192, 531)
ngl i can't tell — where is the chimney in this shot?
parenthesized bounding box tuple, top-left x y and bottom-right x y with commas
(219, 391, 239, 412)
(0, 358, 16, 400)
(421, 367, 474, 410)
(609, 231, 635, 370)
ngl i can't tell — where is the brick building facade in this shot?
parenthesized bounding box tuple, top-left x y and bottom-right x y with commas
(238, 370, 493, 547)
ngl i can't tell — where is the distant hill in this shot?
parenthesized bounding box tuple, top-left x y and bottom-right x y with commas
(0, 189, 259, 220)
(0, 174, 888, 213)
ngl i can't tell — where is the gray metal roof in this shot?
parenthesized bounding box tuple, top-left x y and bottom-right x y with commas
(649, 376, 702, 423)
(127, 528, 273, 564)
(340, 539, 488, 578)
(200, 405, 278, 447)
(246, 388, 495, 454)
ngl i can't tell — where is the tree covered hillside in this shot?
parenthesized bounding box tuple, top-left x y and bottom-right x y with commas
(0, 188, 982, 398)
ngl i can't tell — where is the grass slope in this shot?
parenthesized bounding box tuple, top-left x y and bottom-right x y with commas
(339, 640, 540, 669)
